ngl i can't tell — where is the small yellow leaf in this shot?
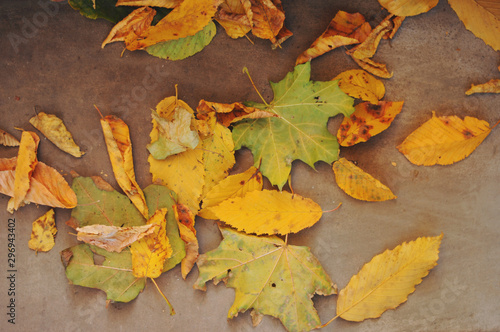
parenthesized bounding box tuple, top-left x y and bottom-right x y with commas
(378, 0, 438, 16)
(29, 112, 84, 157)
(7, 131, 39, 213)
(397, 112, 493, 165)
(215, 0, 252, 39)
(0, 129, 19, 147)
(337, 101, 404, 146)
(333, 158, 396, 202)
(466, 78, 500, 95)
(131, 208, 172, 278)
(211, 190, 323, 235)
(76, 224, 157, 253)
(101, 115, 148, 218)
(116, 0, 182, 8)
(337, 234, 443, 321)
(199, 166, 263, 220)
(334, 69, 386, 104)
(249, 0, 285, 44)
(28, 209, 57, 253)
(102, 6, 156, 48)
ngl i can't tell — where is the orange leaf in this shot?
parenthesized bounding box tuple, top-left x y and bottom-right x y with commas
(215, 0, 253, 39)
(249, 0, 286, 44)
(197, 99, 278, 127)
(0, 129, 19, 147)
(174, 203, 198, 279)
(466, 78, 500, 95)
(102, 6, 156, 48)
(337, 101, 403, 146)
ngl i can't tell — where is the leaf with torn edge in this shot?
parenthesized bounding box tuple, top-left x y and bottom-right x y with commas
(466, 78, 500, 95)
(174, 203, 198, 279)
(336, 234, 442, 321)
(334, 69, 385, 104)
(378, 0, 438, 16)
(332, 158, 396, 202)
(29, 111, 85, 157)
(338, 101, 403, 146)
(101, 115, 148, 218)
(62, 244, 146, 302)
(102, 6, 156, 48)
(7, 131, 39, 213)
(28, 209, 57, 253)
(199, 166, 263, 220)
(76, 224, 157, 252)
(197, 100, 278, 127)
(211, 189, 323, 235)
(194, 227, 336, 332)
(0, 129, 19, 147)
(397, 112, 495, 165)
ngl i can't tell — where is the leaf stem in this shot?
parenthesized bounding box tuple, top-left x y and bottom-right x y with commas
(323, 202, 342, 213)
(318, 313, 340, 328)
(151, 278, 175, 315)
(242, 67, 270, 107)
(94, 105, 104, 119)
(491, 118, 500, 129)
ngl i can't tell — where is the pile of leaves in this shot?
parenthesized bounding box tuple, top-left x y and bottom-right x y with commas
(2, 0, 500, 331)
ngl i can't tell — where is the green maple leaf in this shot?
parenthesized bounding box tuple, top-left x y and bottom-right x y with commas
(232, 62, 354, 189)
(194, 227, 336, 332)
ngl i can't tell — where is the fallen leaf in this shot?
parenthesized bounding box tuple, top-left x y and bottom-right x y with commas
(211, 189, 323, 235)
(116, 0, 181, 7)
(7, 131, 39, 213)
(352, 56, 393, 78)
(76, 224, 157, 252)
(333, 69, 386, 104)
(296, 11, 371, 65)
(101, 115, 149, 218)
(378, 0, 439, 16)
(350, 16, 393, 60)
(194, 227, 336, 332)
(199, 166, 263, 219)
(466, 78, 500, 95)
(174, 203, 198, 279)
(68, 0, 134, 23)
(29, 111, 85, 157)
(448, 0, 500, 51)
(101, 6, 156, 48)
(62, 244, 146, 302)
(337, 101, 404, 146)
(197, 100, 278, 127)
(232, 62, 354, 189)
(215, 0, 253, 39)
(131, 208, 172, 278)
(126, 0, 222, 50)
(0, 158, 76, 209)
(28, 209, 57, 253)
(336, 234, 442, 321)
(146, 21, 217, 60)
(332, 158, 396, 202)
(397, 112, 494, 165)
(0, 129, 19, 147)
(384, 16, 405, 39)
(249, 0, 286, 45)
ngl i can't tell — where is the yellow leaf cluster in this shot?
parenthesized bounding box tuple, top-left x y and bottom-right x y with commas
(28, 209, 57, 253)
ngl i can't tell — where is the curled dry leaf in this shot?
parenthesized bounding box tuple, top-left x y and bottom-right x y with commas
(197, 100, 278, 127)
(116, 0, 182, 7)
(378, 0, 438, 17)
(211, 189, 323, 235)
(349, 15, 393, 60)
(333, 158, 396, 202)
(174, 203, 198, 279)
(333, 69, 385, 104)
(448, 0, 500, 51)
(338, 101, 404, 146)
(0, 129, 19, 147)
(352, 56, 393, 78)
(397, 112, 495, 165)
(29, 111, 85, 157)
(215, 0, 253, 39)
(296, 11, 371, 65)
(101, 115, 149, 218)
(7, 131, 39, 213)
(28, 209, 57, 254)
(102, 6, 156, 48)
(76, 223, 157, 252)
(250, 0, 286, 46)
(336, 234, 442, 321)
(466, 78, 500, 95)
(384, 16, 405, 39)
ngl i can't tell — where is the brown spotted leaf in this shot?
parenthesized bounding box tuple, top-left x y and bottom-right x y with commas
(28, 209, 57, 253)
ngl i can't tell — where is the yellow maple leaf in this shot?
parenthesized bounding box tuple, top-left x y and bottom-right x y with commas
(174, 203, 198, 279)
(29, 111, 85, 157)
(0, 129, 19, 147)
(333, 69, 386, 104)
(466, 78, 500, 95)
(211, 189, 323, 235)
(28, 209, 57, 254)
(397, 111, 495, 165)
(7, 131, 39, 213)
(102, 6, 156, 48)
(335, 234, 442, 322)
(378, 0, 438, 16)
(131, 208, 172, 278)
(101, 115, 149, 219)
(337, 101, 404, 146)
(199, 166, 263, 219)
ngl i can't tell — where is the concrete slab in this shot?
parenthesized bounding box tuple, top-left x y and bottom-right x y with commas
(0, 0, 499, 331)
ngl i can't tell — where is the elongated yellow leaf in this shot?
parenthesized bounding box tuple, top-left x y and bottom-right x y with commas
(350, 17, 392, 60)
(177, 222, 198, 279)
(199, 166, 263, 219)
(28, 209, 57, 253)
(116, 0, 181, 8)
(449, 0, 500, 51)
(378, 0, 438, 16)
(101, 115, 148, 218)
(29, 112, 84, 157)
(397, 112, 493, 165)
(131, 208, 172, 278)
(333, 158, 396, 201)
(466, 78, 500, 95)
(7, 131, 39, 213)
(337, 234, 443, 321)
(211, 190, 322, 235)
(0, 129, 19, 147)
(334, 70, 385, 104)
(352, 56, 393, 78)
